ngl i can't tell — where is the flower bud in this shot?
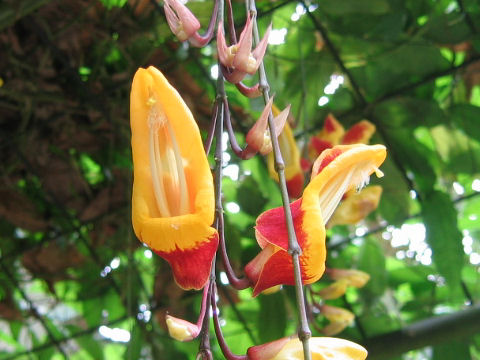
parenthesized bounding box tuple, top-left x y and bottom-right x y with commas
(327, 268, 370, 288)
(316, 279, 349, 300)
(164, 0, 201, 42)
(165, 314, 200, 342)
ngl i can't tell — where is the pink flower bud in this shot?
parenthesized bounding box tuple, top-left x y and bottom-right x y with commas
(164, 0, 201, 42)
(216, 16, 271, 82)
(165, 314, 200, 342)
(245, 97, 290, 155)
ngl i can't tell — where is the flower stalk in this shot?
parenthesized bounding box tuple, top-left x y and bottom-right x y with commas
(245, 0, 312, 358)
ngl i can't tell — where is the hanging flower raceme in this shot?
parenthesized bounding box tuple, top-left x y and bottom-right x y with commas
(130, 66, 218, 290)
(267, 104, 304, 198)
(247, 336, 367, 360)
(245, 97, 290, 155)
(217, 15, 272, 83)
(244, 144, 386, 296)
(308, 113, 376, 162)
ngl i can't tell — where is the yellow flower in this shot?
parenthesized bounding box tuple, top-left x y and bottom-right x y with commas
(247, 336, 367, 360)
(130, 66, 218, 290)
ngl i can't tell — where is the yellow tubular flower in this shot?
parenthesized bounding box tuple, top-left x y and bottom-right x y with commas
(130, 66, 218, 290)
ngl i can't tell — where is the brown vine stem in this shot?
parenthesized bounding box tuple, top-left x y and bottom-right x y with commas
(247, 0, 312, 358)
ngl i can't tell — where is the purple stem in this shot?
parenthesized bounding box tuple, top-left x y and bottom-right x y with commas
(235, 82, 262, 98)
(205, 101, 219, 155)
(189, 0, 220, 47)
(218, 208, 252, 290)
(195, 280, 211, 329)
(197, 281, 214, 360)
(211, 283, 248, 360)
(223, 98, 257, 160)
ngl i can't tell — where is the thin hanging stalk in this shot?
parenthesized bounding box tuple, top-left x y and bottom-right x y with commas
(246, 0, 312, 358)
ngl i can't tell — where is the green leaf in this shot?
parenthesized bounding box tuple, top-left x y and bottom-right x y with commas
(423, 13, 472, 45)
(433, 339, 471, 360)
(449, 104, 480, 143)
(421, 190, 464, 288)
(319, 0, 390, 15)
(358, 238, 387, 296)
(257, 292, 287, 343)
(76, 334, 105, 360)
(376, 157, 411, 225)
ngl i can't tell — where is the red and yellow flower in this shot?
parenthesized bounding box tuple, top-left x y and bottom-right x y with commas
(130, 66, 218, 290)
(245, 144, 386, 296)
(267, 105, 305, 198)
(308, 113, 376, 161)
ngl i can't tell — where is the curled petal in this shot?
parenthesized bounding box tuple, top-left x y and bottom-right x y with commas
(251, 23, 272, 72)
(217, 22, 234, 67)
(166, 315, 200, 342)
(329, 185, 383, 227)
(130, 66, 218, 290)
(247, 336, 367, 360)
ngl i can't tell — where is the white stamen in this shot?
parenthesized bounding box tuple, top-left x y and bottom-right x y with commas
(373, 166, 384, 178)
(147, 92, 190, 217)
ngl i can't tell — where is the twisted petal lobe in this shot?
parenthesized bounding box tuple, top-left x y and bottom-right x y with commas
(247, 336, 367, 360)
(245, 144, 386, 295)
(130, 66, 218, 290)
(328, 185, 383, 227)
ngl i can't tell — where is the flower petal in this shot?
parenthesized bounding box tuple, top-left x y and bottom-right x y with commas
(248, 337, 367, 360)
(342, 120, 376, 145)
(247, 198, 326, 296)
(328, 185, 383, 227)
(130, 66, 217, 290)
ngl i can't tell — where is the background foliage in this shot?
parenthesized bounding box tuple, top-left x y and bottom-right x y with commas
(0, 0, 480, 359)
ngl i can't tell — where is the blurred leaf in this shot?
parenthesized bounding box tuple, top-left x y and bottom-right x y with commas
(376, 157, 411, 225)
(257, 292, 287, 343)
(76, 334, 105, 360)
(358, 238, 387, 296)
(421, 190, 464, 289)
(433, 339, 471, 360)
(319, 0, 390, 15)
